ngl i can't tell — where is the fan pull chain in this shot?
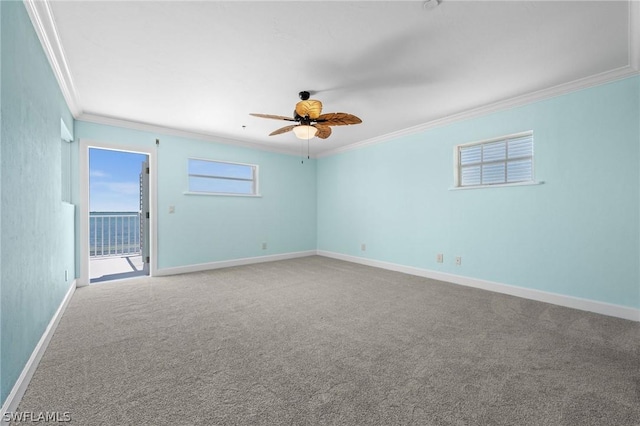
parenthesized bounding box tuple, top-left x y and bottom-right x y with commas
(307, 138, 310, 160)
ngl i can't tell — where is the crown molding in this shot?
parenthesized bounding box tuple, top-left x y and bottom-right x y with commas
(318, 1, 640, 158)
(25, 0, 639, 160)
(77, 112, 302, 157)
(317, 65, 639, 158)
(23, 0, 81, 117)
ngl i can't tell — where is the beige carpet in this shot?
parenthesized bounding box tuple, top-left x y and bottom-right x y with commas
(12, 256, 640, 425)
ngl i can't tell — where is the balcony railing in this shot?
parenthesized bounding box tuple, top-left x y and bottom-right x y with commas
(90, 213, 141, 257)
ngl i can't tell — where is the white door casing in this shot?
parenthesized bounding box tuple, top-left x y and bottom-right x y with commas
(79, 139, 157, 286)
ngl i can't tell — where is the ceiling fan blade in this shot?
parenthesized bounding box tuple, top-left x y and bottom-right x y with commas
(316, 112, 362, 126)
(295, 100, 323, 119)
(250, 113, 296, 122)
(269, 124, 297, 136)
(314, 125, 332, 139)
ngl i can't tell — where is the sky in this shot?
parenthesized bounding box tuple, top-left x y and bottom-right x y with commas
(89, 148, 148, 212)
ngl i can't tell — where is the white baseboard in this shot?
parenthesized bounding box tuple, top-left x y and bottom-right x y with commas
(317, 251, 640, 322)
(0, 281, 76, 425)
(155, 250, 317, 277)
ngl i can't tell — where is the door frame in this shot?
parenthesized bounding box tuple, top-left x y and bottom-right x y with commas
(78, 139, 158, 286)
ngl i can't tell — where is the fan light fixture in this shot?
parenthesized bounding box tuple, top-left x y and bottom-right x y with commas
(250, 91, 362, 141)
(293, 125, 318, 140)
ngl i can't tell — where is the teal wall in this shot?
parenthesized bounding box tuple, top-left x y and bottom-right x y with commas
(318, 76, 640, 309)
(74, 121, 317, 271)
(0, 1, 75, 406)
(0, 0, 3, 407)
(0, 0, 637, 411)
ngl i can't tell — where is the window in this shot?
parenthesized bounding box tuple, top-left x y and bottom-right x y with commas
(188, 158, 259, 196)
(61, 119, 73, 203)
(455, 132, 534, 188)
(61, 139, 72, 203)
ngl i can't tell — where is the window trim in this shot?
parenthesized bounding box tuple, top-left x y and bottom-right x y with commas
(60, 119, 73, 204)
(449, 180, 543, 191)
(453, 131, 537, 189)
(61, 138, 73, 203)
(186, 158, 260, 197)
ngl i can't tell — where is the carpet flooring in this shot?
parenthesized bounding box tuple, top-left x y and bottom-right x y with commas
(12, 256, 640, 425)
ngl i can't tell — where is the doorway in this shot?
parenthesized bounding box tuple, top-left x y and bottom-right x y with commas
(79, 140, 157, 286)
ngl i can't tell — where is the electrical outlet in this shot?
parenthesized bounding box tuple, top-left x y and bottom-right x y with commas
(455, 256, 462, 266)
(262, 242, 267, 250)
(361, 243, 366, 251)
(169, 205, 175, 214)
(436, 253, 443, 263)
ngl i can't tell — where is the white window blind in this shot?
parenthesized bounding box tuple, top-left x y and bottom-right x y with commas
(188, 159, 258, 196)
(457, 132, 534, 188)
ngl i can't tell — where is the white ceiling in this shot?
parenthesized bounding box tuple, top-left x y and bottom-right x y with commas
(42, 1, 637, 156)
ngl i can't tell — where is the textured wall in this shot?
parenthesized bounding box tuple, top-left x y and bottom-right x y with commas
(74, 121, 317, 271)
(0, 2, 75, 405)
(0, 0, 6, 407)
(0, 0, 3, 406)
(318, 76, 640, 309)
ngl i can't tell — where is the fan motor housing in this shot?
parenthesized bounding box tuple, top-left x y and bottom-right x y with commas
(299, 91, 311, 101)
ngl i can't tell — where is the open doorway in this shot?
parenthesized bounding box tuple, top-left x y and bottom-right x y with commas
(88, 147, 149, 283)
(77, 139, 158, 287)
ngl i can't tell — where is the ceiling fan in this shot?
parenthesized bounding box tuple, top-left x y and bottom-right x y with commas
(250, 91, 362, 140)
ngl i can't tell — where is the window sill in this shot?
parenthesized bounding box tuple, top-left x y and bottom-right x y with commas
(183, 191, 262, 197)
(449, 181, 544, 191)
